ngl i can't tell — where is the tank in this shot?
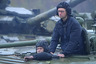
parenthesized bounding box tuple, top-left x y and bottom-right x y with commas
(0, 34, 96, 64)
(0, 0, 86, 35)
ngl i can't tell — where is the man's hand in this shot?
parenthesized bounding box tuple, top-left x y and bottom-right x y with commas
(57, 54, 65, 58)
(50, 52, 54, 54)
(24, 56, 33, 61)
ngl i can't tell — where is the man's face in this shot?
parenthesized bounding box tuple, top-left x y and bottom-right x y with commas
(37, 47, 44, 53)
(58, 8, 67, 19)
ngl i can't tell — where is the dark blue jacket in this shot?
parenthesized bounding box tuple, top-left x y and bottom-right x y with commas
(49, 17, 86, 56)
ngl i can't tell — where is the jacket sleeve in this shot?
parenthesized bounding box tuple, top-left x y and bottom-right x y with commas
(62, 20, 82, 56)
(49, 23, 60, 53)
(33, 52, 52, 60)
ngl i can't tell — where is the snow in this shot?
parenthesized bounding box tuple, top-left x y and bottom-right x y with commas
(6, 7, 33, 15)
(0, 16, 14, 22)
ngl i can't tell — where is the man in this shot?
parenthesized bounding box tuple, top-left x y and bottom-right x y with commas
(24, 40, 57, 61)
(49, 2, 87, 57)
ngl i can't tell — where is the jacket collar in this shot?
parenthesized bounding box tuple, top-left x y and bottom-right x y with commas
(58, 17, 70, 25)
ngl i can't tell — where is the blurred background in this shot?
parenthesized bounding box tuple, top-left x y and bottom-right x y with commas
(10, 0, 96, 13)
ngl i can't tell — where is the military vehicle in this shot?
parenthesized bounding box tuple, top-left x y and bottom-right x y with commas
(0, 0, 88, 35)
(0, 0, 96, 64)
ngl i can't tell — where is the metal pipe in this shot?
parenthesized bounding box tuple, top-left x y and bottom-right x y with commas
(27, 0, 86, 25)
(0, 37, 51, 48)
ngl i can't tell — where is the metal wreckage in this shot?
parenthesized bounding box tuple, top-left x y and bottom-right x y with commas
(0, 0, 96, 64)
